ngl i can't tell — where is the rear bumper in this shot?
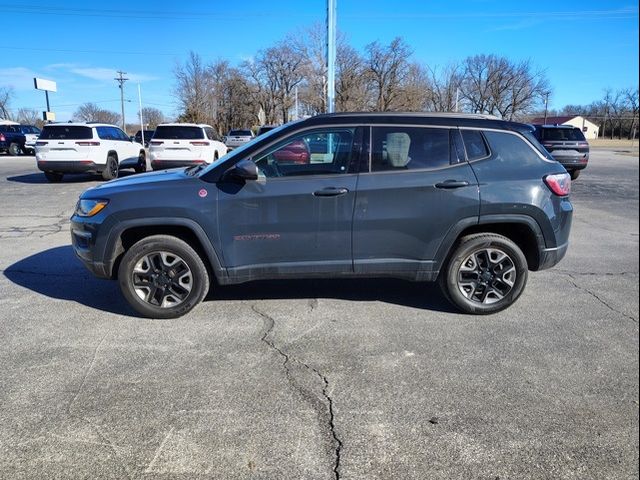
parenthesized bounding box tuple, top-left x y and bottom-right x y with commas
(151, 159, 206, 170)
(538, 241, 569, 270)
(37, 160, 101, 173)
(553, 155, 589, 170)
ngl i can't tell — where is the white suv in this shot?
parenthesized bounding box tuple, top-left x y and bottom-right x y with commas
(35, 123, 146, 183)
(149, 123, 227, 170)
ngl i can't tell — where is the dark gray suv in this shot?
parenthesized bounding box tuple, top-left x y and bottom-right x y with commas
(70, 113, 573, 318)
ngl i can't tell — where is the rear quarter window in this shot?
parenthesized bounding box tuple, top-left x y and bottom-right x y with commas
(483, 131, 542, 165)
(154, 126, 204, 140)
(371, 126, 451, 171)
(39, 126, 93, 140)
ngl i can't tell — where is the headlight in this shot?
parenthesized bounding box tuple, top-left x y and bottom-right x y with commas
(75, 199, 109, 217)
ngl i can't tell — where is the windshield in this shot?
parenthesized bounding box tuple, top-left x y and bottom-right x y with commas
(229, 129, 252, 136)
(540, 127, 586, 142)
(197, 122, 297, 177)
(154, 125, 204, 139)
(39, 125, 92, 140)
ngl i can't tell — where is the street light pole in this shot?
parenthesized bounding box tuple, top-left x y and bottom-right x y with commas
(115, 70, 129, 130)
(326, 0, 336, 113)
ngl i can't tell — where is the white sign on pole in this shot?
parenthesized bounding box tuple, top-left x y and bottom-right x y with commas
(34, 78, 57, 92)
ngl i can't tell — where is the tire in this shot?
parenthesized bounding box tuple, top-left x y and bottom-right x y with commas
(570, 169, 580, 180)
(102, 154, 119, 180)
(135, 151, 147, 174)
(439, 233, 528, 314)
(8, 143, 21, 156)
(44, 171, 63, 183)
(118, 235, 210, 319)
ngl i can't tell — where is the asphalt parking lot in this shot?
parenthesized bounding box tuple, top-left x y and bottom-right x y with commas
(0, 150, 638, 479)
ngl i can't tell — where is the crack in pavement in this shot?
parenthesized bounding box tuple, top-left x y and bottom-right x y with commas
(251, 304, 343, 480)
(0, 213, 69, 239)
(554, 270, 638, 277)
(562, 273, 638, 324)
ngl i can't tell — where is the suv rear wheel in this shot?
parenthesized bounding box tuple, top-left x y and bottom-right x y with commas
(102, 154, 119, 180)
(135, 151, 147, 174)
(9, 143, 21, 156)
(118, 235, 210, 319)
(440, 233, 528, 314)
(569, 169, 580, 180)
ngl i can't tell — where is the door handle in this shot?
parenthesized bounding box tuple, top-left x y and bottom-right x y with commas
(313, 187, 349, 197)
(435, 180, 470, 189)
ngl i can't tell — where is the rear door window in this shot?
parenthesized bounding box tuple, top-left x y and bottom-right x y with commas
(39, 125, 93, 140)
(461, 130, 490, 160)
(371, 127, 451, 171)
(154, 126, 204, 139)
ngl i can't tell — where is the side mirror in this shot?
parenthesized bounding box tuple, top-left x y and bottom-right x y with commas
(224, 158, 258, 181)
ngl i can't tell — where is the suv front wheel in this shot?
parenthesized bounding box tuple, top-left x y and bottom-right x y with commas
(440, 233, 528, 314)
(118, 235, 210, 318)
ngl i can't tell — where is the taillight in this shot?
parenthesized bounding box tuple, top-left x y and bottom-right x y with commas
(0, 133, 5, 141)
(544, 173, 571, 196)
(190, 141, 210, 146)
(150, 140, 164, 145)
(75, 141, 100, 146)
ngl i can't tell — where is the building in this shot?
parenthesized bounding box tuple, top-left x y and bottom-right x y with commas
(530, 115, 600, 140)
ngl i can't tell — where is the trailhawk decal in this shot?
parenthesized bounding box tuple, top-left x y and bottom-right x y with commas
(233, 234, 281, 241)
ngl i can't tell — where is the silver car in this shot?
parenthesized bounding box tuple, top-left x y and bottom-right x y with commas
(225, 129, 254, 150)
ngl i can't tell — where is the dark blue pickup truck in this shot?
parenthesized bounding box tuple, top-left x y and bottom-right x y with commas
(0, 124, 26, 155)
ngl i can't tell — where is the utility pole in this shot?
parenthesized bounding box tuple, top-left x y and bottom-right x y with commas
(326, 0, 337, 113)
(115, 70, 129, 130)
(543, 91, 550, 124)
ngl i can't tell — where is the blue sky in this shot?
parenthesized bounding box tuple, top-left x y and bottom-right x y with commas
(1, 0, 638, 123)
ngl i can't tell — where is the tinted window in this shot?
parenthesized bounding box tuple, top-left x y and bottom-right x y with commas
(19, 126, 40, 134)
(461, 130, 490, 160)
(154, 126, 204, 139)
(371, 127, 450, 171)
(539, 127, 586, 142)
(96, 126, 114, 140)
(39, 125, 92, 140)
(522, 130, 554, 160)
(112, 127, 129, 141)
(205, 128, 221, 141)
(229, 129, 252, 136)
(254, 128, 355, 178)
(483, 131, 541, 164)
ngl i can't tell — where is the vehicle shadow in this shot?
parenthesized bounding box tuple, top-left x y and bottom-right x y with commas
(211, 277, 457, 313)
(3, 246, 137, 317)
(4, 246, 456, 316)
(6, 170, 138, 184)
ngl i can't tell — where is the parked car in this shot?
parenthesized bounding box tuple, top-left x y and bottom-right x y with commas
(70, 112, 573, 319)
(35, 123, 146, 182)
(532, 124, 589, 180)
(0, 124, 26, 155)
(134, 129, 155, 147)
(17, 125, 41, 154)
(224, 129, 254, 150)
(257, 125, 277, 136)
(149, 123, 227, 170)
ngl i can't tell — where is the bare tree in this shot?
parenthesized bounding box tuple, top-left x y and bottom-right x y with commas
(174, 51, 214, 124)
(459, 54, 548, 120)
(425, 64, 461, 112)
(73, 103, 121, 124)
(364, 37, 414, 111)
(623, 87, 639, 139)
(15, 108, 43, 127)
(140, 107, 165, 129)
(0, 87, 14, 120)
(336, 43, 369, 112)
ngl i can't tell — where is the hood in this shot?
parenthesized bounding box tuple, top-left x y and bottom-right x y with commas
(83, 168, 198, 198)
